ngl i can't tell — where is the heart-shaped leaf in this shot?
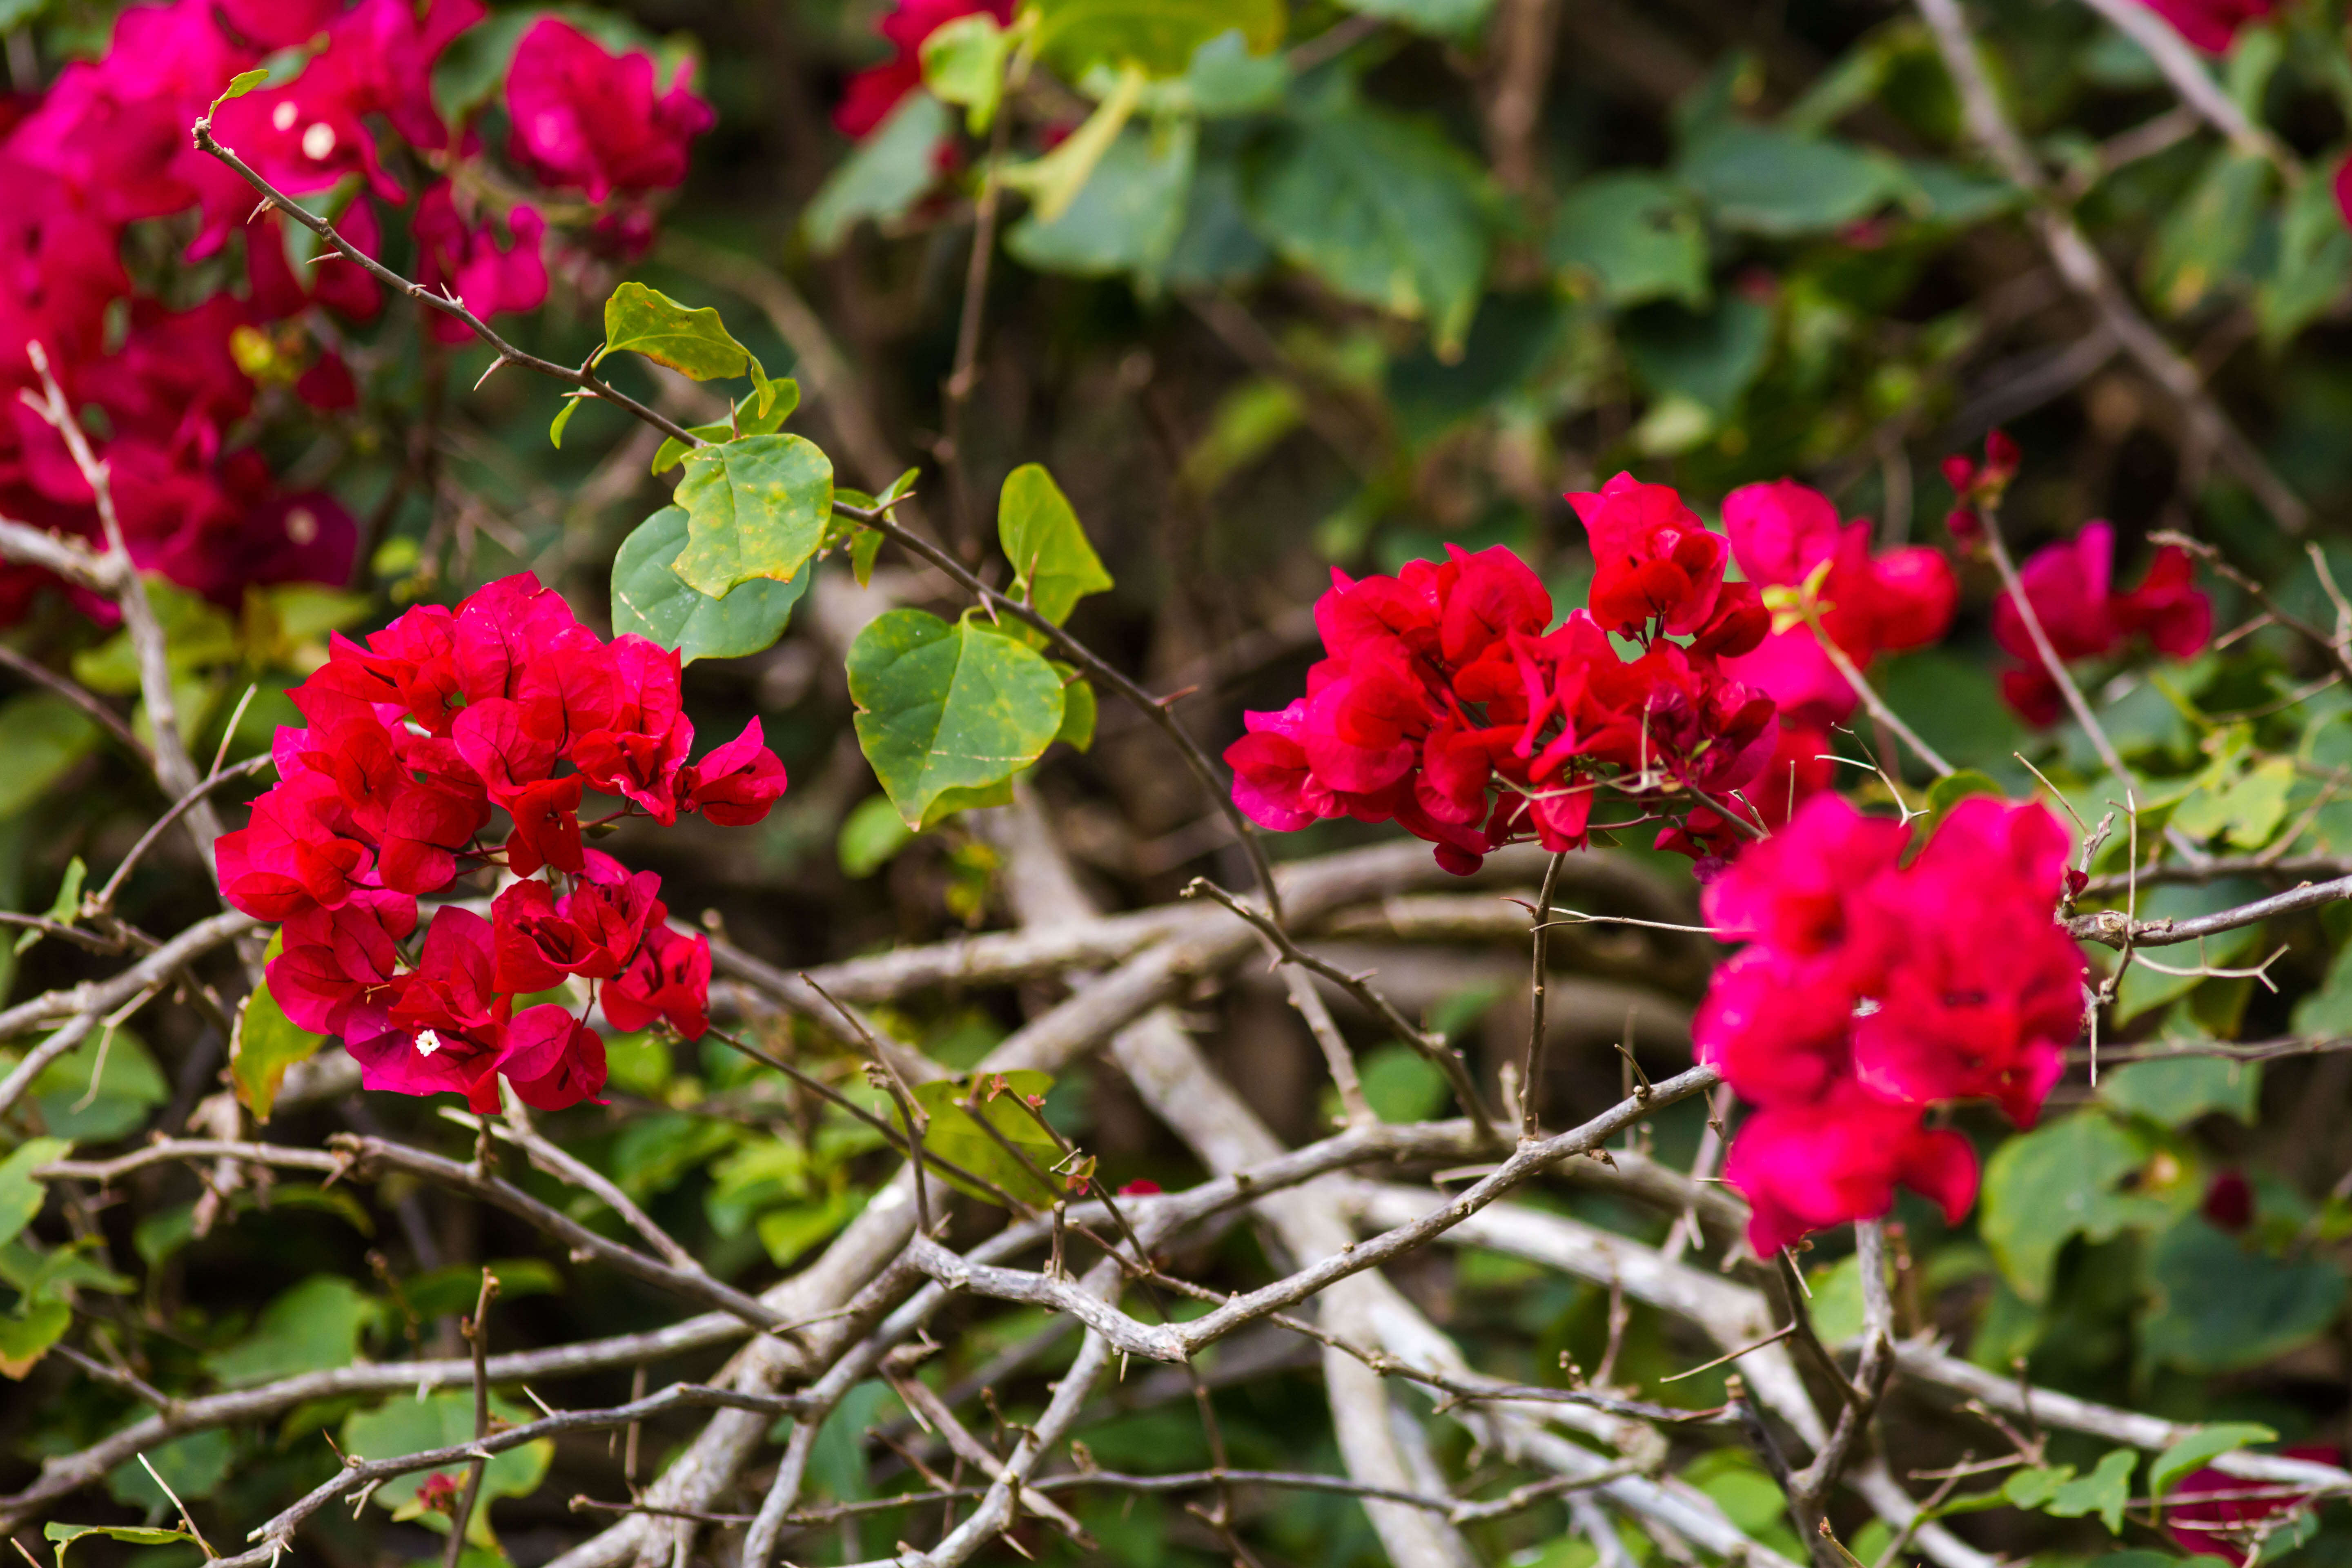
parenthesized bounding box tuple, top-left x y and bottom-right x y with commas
(849, 609, 1065, 829)
(671, 434, 835, 598)
(614, 506, 806, 664)
(602, 282, 754, 381)
(999, 463, 1112, 625)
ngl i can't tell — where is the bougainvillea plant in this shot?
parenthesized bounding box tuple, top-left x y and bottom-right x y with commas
(10, 2, 2352, 1568)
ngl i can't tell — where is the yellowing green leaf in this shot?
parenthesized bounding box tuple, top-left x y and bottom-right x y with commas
(921, 11, 1011, 133)
(671, 434, 835, 598)
(602, 281, 755, 381)
(230, 973, 325, 1123)
(849, 609, 1065, 829)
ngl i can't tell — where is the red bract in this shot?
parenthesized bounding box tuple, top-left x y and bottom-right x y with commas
(835, 0, 1016, 138)
(506, 19, 715, 203)
(1568, 472, 1726, 637)
(2167, 1446, 2340, 1565)
(1991, 521, 2212, 725)
(1227, 488, 1802, 874)
(225, 573, 789, 1111)
(1695, 794, 2085, 1255)
(413, 184, 549, 348)
(2135, 0, 2273, 53)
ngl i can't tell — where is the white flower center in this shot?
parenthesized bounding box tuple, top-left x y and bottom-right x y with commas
(285, 506, 318, 545)
(414, 1029, 442, 1057)
(272, 101, 299, 132)
(301, 122, 336, 161)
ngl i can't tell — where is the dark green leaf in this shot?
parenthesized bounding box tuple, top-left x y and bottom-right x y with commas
(910, 1070, 1063, 1206)
(1244, 97, 1490, 353)
(602, 281, 754, 382)
(2152, 1424, 2278, 1497)
(614, 506, 806, 664)
(1678, 123, 1904, 237)
(999, 464, 1113, 624)
(1548, 173, 1707, 308)
(848, 610, 1067, 829)
(1185, 29, 1285, 115)
(2143, 1218, 2348, 1374)
(2001, 1465, 2074, 1510)
(651, 385, 797, 475)
(1036, 0, 1284, 79)
(0, 695, 100, 819)
(2144, 150, 2270, 318)
(104, 1430, 233, 1510)
(1979, 1113, 2183, 1302)
(1620, 296, 1773, 417)
(805, 92, 954, 253)
(672, 434, 835, 598)
(31, 1029, 167, 1142)
(2099, 1052, 2260, 1128)
(205, 1274, 372, 1385)
(2258, 171, 2352, 350)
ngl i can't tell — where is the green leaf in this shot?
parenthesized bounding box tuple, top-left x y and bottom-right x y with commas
(1185, 29, 1285, 115)
(2171, 755, 2294, 850)
(2045, 1450, 2136, 1535)
(1007, 120, 1197, 280)
(806, 91, 955, 253)
(652, 385, 797, 475)
(601, 281, 755, 382)
(2144, 149, 2270, 318)
(2118, 880, 2268, 1026)
(1052, 670, 1097, 752)
(42, 1524, 193, 1565)
(31, 1029, 167, 1142)
(1035, 0, 1284, 79)
(2258, 169, 2352, 350)
(999, 464, 1114, 625)
(1678, 123, 1905, 236)
(2143, 1218, 2348, 1374)
(205, 1274, 372, 1386)
(16, 855, 84, 956)
(910, 1070, 1063, 1206)
(848, 609, 1067, 830)
(343, 1391, 551, 1547)
(104, 1430, 233, 1510)
(756, 1187, 868, 1267)
(1978, 1113, 2183, 1302)
(1620, 296, 1773, 418)
(2001, 1465, 2074, 1510)
(229, 975, 325, 1124)
(1924, 768, 2005, 827)
(2152, 1424, 2279, 1497)
(0, 1138, 69, 1252)
(838, 794, 918, 879)
(1001, 66, 1145, 225)
(1244, 96, 1490, 353)
(549, 397, 583, 450)
(0, 1296, 69, 1379)
(2099, 1051, 2260, 1128)
(921, 12, 1011, 134)
(74, 581, 240, 693)
(0, 1235, 132, 1301)
(1548, 173, 1707, 308)
(1330, 0, 1490, 38)
(614, 506, 807, 665)
(0, 694, 100, 819)
(671, 434, 835, 598)
(208, 67, 270, 114)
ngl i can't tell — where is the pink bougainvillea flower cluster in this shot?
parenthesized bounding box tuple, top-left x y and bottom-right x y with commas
(1717, 480, 1957, 831)
(1226, 473, 1785, 875)
(1991, 521, 2212, 725)
(835, 0, 1017, 138)
(216, 573, 787, 1112)
(1695, 793, 2086, 1256)
(0, 4, 712, 623)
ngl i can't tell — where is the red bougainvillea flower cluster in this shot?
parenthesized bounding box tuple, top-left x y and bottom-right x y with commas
(1226, 473, 1783, 874)
(1695, 793, 2086, 1256)
(1992, 522, 2212, 725)
(216, 574, 787, 1111)
(1718, 481, 1956, 829)
(835, 0, 1017, 138)
(0, 3, 712, 622)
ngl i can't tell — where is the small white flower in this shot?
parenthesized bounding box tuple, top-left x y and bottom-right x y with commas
(414, 1029, 443, 1057)
(271, 101, 299, 132)
(301, 122, 336, 161)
